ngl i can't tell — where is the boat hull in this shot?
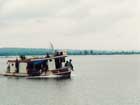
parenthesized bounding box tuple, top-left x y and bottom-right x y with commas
(1, 68, 71, 79)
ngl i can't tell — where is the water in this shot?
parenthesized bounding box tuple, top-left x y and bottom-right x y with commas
(0, 55, 140, 105)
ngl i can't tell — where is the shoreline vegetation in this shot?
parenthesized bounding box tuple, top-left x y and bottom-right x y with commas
(0, 48, 139, 56)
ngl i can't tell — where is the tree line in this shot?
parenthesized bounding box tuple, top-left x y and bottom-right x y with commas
(0, 48, 139, 56)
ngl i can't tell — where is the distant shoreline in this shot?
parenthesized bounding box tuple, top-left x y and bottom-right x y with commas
(0, 48, 139, 56)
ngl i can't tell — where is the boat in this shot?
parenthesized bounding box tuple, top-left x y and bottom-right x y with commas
(2, 52, 74, 79)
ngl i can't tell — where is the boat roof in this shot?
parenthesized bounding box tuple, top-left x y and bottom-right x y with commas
(8, 55, 67, 63)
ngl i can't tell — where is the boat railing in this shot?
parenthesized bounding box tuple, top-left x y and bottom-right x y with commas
(7, 55, 67, 63)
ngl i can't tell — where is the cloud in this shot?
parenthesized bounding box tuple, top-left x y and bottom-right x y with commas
(0, 0, 139, 49)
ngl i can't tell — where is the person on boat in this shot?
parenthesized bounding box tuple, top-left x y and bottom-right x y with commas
(54, 51, 60, 69)
(34, 63, 41, 76)
(15, 59, 19, 73)
(65, 59, 74, 71)
(62, 52, 65, 62)
(65, 61, 69, 67)
(27, 61, 34, 76)
(59, 52, 62, 68)
(41, 60, 48, 75)
(45, 53, 52, 62)
(45, 53, 50, 58)
(60, 51, 65, 67)
(69, 59, 74, 71)
(6, 63, 11, 73)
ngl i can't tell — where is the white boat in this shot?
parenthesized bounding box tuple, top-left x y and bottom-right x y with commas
(2, 53, 73, 79)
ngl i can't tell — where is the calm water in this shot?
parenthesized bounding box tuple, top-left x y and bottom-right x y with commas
(0, 55, 140, 105)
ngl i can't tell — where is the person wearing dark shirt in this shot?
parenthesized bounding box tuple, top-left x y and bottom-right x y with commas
(42, 60, 48, 75)
(45, 53, 50, 58)
(65, 61, 69, 67)
(54, 51, 60, 69)
(60, 52, 65, 62)
(7, 63, 11, 73)
(69, 59, 74, 71)
(15, 59, 19, 73)
(65, 60, 74, 71)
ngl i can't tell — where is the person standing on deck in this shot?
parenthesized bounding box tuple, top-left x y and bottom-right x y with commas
(54, 51, 60, 69)
(60, 51, 65, 68)
(65, 59, 74, 71)
(43, 53, 50, 75)
(41, 60, 48, 75)
(65, 61, 69, 67)
(6, 63, 11, 73)
(45, 53, 50, 58)
(15, 59, 19, 73)
(69, 59, 74, 71)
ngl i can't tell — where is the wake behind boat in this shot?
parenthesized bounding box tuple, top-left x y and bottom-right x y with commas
(2, 51, 74, 79)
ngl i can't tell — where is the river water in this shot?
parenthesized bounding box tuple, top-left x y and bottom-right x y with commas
(0, 55, 140, 105)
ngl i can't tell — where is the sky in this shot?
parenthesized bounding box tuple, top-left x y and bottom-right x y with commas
(0, 0, 140, 50)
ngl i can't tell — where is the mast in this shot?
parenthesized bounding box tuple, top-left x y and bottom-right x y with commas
(49, 42, 55, 55)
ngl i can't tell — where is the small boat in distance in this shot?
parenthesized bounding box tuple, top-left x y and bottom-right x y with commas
(2, 51, 74, 79)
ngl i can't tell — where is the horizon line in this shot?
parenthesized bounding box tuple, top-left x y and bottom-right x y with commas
(0, 47, 139, 51)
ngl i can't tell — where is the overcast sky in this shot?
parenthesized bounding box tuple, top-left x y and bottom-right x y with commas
(0, 0, 140, 50)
